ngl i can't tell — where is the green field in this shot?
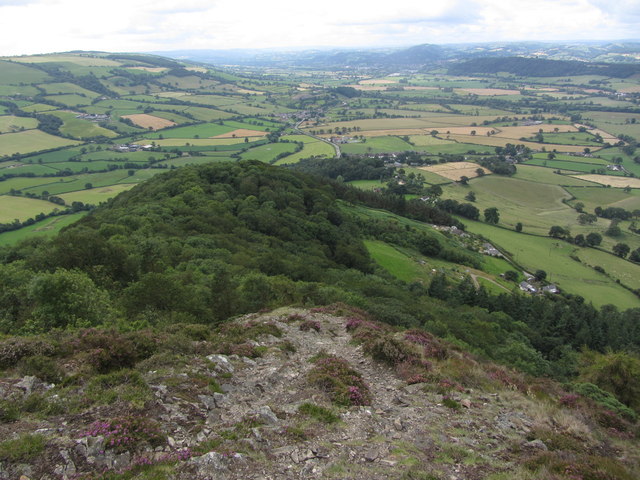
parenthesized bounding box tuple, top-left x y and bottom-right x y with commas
(531, 152, 608, 165)
(44, 94, 93, 107)
(565, 186, 640, 212)
(18, 103, 59, 113)
(38, 82, 99, 97)
(0, 195, 58, 222)
(525, 158, 622, 175)
(341, 136, 414, 154)
(443, 175, 576, 235)
(349, 179, 387, 190)
(0, 130, 79, 156)
(0, 60, 51, 83)
(0, 212, 87, 246)
(275, 135, 335, 164)
(460, 219, 640, 309)
(50, 112, 118, 139)
(240, 142, 298, 163)
(532, 131, 600, 146)
(0, 116, 38, 133)
(143, 123, 246, 139)
(0, 163, 58, 176)
(58, 184, 135, 205)
(513, 165, 600, 186)
(408, 135, 457, 146)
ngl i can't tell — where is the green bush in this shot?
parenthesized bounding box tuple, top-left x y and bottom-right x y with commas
(0, 337, 57, 369)
(298, 402, 340, 424)
(86, 369, 151, 408)
(308, 354, 371, 406)
(19, 355, 63, 383)
(0, 434, 46, 462)
(365, 336, 419, 367)
(572, 382, 637, 421)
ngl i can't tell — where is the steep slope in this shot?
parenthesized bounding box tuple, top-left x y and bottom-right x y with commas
(0, 306, 637, 479)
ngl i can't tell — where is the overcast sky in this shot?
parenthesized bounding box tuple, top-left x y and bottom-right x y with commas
(1, 0, 639, 56)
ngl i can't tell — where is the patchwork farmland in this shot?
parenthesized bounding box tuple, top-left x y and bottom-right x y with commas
(0, 51, 639, 307)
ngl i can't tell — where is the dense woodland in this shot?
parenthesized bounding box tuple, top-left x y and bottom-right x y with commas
(1, 162, 639, 406)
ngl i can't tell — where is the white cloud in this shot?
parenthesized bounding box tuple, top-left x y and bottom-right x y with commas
(0, 0, 637, 56)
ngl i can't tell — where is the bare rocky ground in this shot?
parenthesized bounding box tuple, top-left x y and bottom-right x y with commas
(0, 306, 637, 479)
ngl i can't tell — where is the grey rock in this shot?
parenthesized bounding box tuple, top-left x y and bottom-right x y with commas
(213, 392, 230, 408)
(404, 383, 425, 394)
(15, 376, 37, 395)
(190, 451, 229, 477)
(364, 448, 380, 462)
(53, 449, 76, 479)
(393, 418, 405, 431)
(111, 451, 131, 471)
(198, 395, 217, 410)
(206, 355, 235, 374)
(255, 405, 278, 425)
(75, 435, 105, 460)
(291, 449, 315, 464)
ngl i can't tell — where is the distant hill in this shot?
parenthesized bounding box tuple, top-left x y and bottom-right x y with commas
(448, 56, 640, 78)
(153, 40, 640, 69)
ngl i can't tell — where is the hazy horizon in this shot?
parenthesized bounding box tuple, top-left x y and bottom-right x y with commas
(1, 0, 639, 57)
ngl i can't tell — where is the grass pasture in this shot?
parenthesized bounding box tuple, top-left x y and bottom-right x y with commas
(0, 60, 51, 83)
(442, 175, 576, 235)
(274, 136, 334, 164)
(512, 165, 600, 186)
(341, 136, 414, 154)
(460, 219, 639, 309)
(365, 239, 427, 283)
(50, 111, 118, 139)
(143, 123, 236, 139)
(38, 82, 99, 97)
(58, 184, 135, 205)
(0, 212, 87, 246)
(565, 186, 640, 212)
(0, 130, 79, 156)
(525, 158, 617, 174)
(0, 195, 58, 222)
(43, 94, 93, 107)
(240, 142, 298, 163)
(0, 163, 58, 176)
(0, 116, 38, 133)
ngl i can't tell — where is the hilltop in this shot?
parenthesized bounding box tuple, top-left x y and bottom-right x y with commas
(0, 160, 638, 479)
(0, 305, 638, 479)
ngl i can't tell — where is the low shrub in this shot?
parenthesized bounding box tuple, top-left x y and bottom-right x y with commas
(0, 399, 20, 423)
(404, 330, 447, 360)
(572, 382, 637, 421)
(19, 355, 63, 383)
(365, 336, 419, 367)
(308, 354, 371, 406)
(298, 402, 340, 424)
(442, 395, 461, 410)
(85, 369, 151, 408)
(0, 337, 57, 369)
(525, 451, 636, 480)
(0, 433, 46, 462)
(83, 416, 165, 453)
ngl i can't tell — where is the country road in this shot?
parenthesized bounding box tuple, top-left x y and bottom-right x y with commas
(294, 120, 341, 158)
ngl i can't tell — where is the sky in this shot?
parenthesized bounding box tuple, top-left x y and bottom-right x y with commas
(0, 0, 639, 56)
